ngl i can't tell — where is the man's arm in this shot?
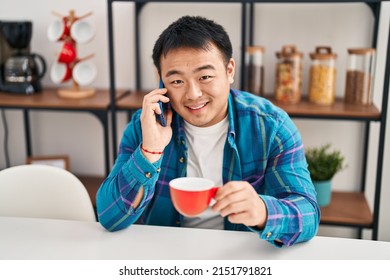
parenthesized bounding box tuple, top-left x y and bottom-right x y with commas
(96, 110, 163, 231)
(257, 113, 320, 246)
(213, 109, 319, 247)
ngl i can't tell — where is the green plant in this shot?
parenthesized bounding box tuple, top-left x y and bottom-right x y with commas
(305, 144, 346, 181)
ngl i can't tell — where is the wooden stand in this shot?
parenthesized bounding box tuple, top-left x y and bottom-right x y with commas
(57, 80, 96, 99)
(57, 88, 96, 99)
(52, 10, 95, 99)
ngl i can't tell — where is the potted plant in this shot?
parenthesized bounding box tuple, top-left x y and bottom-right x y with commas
(305, 144, 346, 207)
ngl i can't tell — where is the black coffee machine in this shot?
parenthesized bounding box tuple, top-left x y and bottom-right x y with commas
(0, 21, 46, 94)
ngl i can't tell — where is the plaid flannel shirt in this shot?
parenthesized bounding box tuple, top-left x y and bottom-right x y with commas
(96, 89, 320, 247)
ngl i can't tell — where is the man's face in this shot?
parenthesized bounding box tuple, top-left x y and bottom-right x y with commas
(160, 44, 235, 127)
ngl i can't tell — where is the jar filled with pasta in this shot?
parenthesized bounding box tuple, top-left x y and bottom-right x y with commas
(275, 45, 303, 104)
(244, 45, 265, 96)
(308, 46, 337, 105)
(344, 48, 376, 106)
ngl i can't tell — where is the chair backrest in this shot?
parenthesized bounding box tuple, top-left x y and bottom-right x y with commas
(0, 164, 96, 222)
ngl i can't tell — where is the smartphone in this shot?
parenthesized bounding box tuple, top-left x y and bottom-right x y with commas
(156, 79, 167, 127)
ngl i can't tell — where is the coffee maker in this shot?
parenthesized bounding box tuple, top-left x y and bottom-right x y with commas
(0, 21, 46, 94)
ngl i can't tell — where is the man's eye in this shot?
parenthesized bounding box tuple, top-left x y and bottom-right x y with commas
(200, 75, 211, 80)
(172, 80, 183, 85)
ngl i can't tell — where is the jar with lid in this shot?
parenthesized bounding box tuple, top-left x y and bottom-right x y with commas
(244, 46, 265, 96)
(308, 46, 337, 105)
(344, 48, 376, 106)
(275, 45, 303, 104)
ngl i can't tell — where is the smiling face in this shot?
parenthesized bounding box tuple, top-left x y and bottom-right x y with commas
(160, 44, 235, 127)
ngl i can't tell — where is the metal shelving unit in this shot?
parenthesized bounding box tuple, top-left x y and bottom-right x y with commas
(106, 0, 389, 240)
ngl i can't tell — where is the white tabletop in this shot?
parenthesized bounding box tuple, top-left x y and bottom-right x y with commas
(1, 216, 389, 260)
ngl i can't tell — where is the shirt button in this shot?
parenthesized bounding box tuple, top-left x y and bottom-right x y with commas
(156, 168, 161, 173)
(266, 232, 272, 239)
(179, 157, 185, 163)
(181, 140, 185, 145)
(145, 172, 151, 178)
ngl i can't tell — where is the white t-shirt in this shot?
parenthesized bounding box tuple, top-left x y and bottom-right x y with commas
(182, 116, 229, 230)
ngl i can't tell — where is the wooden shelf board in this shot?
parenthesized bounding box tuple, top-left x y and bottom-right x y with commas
(266, 96, 381, 120)
(0, 88, 125, 110)
(116, 90, 147, 110)
(320, 191, 373, 227)
(115, 91, 381, 120)
(0, 88, 109, 110)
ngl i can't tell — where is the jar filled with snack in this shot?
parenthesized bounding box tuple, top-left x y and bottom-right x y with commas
(244, 45, 265, 96)
(275, 45, 303, 104)
(344, 48, 376, 106)
(308, 46, 337, 105)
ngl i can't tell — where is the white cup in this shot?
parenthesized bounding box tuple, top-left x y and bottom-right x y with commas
(70, 20, 94, 44)
(72, 60, 97, 86)
(47, 18, 70, 42)
(50, 61, 72, 84)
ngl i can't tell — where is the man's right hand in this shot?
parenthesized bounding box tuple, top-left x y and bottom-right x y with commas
(140, 88, 173, 162)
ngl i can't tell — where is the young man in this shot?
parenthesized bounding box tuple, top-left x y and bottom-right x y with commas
(96, 15, 320, 247)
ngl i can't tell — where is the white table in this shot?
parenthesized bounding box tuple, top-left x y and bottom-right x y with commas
(1, 216, 389, 260)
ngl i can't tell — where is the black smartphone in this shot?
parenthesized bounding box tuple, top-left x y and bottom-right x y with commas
(156, 79, 167, 127)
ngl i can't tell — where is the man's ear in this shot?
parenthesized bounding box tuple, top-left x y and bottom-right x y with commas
(227, 58, 235, 84)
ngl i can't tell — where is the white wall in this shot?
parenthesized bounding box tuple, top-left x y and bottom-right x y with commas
(0, 0, 389, 241)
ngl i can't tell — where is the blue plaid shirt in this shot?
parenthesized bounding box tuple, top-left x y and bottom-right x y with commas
(96, 89, 320, 247)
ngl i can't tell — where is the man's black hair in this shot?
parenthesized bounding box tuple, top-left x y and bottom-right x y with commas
(152, 15, 233, 74)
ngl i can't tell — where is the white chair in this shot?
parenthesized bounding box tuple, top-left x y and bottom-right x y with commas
(0, 164, 96, 222)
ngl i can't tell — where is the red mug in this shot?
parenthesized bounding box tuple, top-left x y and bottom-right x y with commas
(58, 41, 77, 64)
(169, 177, 218, 217)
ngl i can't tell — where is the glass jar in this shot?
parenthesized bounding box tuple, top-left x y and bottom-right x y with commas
(344, 48, 376, 106)
(275, 45, 303, 104)
(244, 45, 265, 96)
(308, 46, 337, 105)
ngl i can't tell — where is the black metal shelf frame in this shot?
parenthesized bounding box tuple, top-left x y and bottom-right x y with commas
(106, 0, 389, 240)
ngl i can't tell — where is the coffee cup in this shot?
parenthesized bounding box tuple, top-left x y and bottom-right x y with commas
(72, 60, 97, 86)
(47, 18, 70, 42)
(169, 177, 218, 217)
(50, 61, 72, 84)
(70, 19, 94, 44)
(57, 41, 77, 64)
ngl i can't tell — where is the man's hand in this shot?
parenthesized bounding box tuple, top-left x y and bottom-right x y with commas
(140, 88, 173, 162)
(212, 181, 267, 229)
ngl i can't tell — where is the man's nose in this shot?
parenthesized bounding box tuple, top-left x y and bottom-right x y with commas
(185, 81, 202, 99)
